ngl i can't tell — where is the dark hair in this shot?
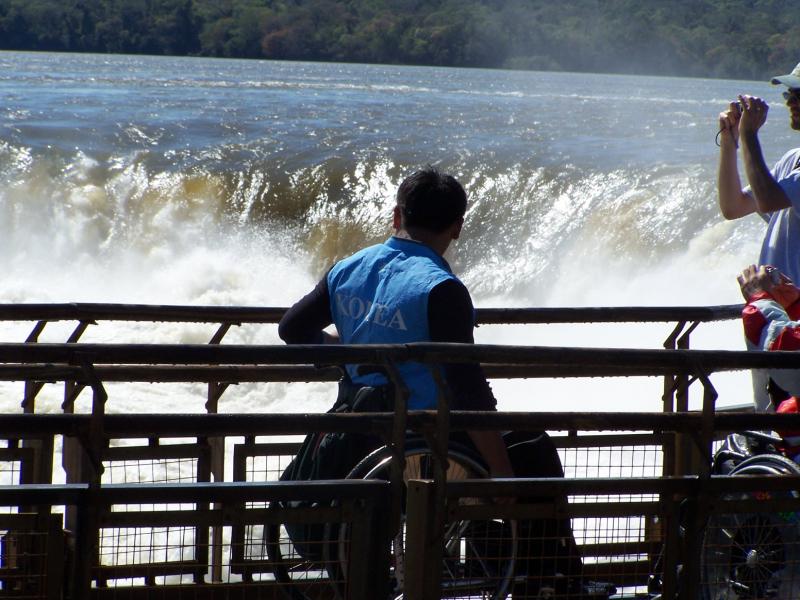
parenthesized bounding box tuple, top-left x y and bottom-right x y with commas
(396, 167, 467, 233)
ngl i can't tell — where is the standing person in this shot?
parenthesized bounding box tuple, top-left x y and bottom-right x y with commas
(717, 61, 800, 411)
(278, 167, 597, 599)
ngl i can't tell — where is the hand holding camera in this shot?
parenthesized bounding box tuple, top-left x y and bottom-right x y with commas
(737, 95, 769, 136)
(738, 264, 800, 307)
(717, 100, 742, 147)
(717, 95, 770, 147)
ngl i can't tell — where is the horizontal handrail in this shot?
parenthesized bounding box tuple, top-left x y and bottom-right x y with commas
(446, 474, 800, 498)
(475, 304, 743, 324)
(0, 364, 343, 382)
(4, 474, 797, 507)
(0, 302, 744, 325)
(0, 479, 390, 505)
(0, 342, 798, 373)
(0, 303, 286, 324)
(3, 411, 800, 437)
(0, 362, 735, 382)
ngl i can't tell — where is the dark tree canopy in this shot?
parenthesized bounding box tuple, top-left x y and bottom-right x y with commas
(1, 0, 798, 80)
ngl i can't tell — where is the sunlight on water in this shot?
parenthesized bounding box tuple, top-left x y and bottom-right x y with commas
(1, 52, 785, 418)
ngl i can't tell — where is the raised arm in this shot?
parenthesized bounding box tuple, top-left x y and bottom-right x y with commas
(717, 101, 757, 219)
(739, 96, 793, 214)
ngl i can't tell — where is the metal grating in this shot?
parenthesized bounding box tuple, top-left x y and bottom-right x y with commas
(94, 442, 210, 587)
(0, 514, 63, 600)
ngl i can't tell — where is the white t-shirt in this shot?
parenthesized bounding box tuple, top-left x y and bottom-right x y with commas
(758, 147, 800, 282)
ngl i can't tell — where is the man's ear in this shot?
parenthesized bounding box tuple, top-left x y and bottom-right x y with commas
(451, 217, 464, 240)
(392, 205, 402, 230)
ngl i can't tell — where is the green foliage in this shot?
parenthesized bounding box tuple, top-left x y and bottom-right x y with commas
(1, 0, 799, 79)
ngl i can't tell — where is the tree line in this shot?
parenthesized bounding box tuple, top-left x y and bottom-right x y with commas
(2, 0, 799, 81)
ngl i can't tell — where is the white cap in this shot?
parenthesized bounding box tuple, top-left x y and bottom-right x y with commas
(771, 61, 800, 88)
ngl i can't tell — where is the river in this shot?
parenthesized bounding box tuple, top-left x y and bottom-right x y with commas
(0, 51, 788, 417)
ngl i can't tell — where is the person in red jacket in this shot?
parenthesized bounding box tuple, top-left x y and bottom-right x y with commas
(739, 264, 800, 459)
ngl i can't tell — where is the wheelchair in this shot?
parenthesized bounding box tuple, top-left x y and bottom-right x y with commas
(265, 437, 517, 600)
(701, 432, 800, 600)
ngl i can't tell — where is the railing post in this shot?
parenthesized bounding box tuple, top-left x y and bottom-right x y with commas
(662, 320, 685, 479)
(346, 492, 392, 600)
(673, 374, 717, 598)
(71, 357, 107, 590)
(61, 384, 92, 540)
(404, 479, 442, 600)
(45, 513, 65, 600)
(71, 488, 92, 600)
(663, 320, 701, 478)
(660, 493, 682, 600)
(697, 373, 718, 478)
(427, 365, 451, 600)
(20, 321, 50, 495)
(662, 321, 689, 600)
(384, 359, 409, 539)
(679, 490, 710, 600)
(205, 321, 236, 583)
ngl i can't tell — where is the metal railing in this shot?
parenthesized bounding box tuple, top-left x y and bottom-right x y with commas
(2, 410, 800, 599)
(1, 302, 798, 599)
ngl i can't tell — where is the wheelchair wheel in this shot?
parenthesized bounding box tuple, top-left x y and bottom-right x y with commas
(701, 453, 800, 600)
(331, 439, 517, 599)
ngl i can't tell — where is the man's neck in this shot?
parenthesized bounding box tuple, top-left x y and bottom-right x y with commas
(394, 228, 451, 257)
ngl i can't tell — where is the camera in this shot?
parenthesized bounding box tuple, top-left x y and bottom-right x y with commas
(766, 266, 781, 285)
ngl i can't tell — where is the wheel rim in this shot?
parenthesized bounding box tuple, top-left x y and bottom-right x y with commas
(702, 457, 800, 600)
(337, 447, 516, 599)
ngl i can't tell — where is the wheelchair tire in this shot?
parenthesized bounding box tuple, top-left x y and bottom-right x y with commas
(330, 439, 517, 600)
(701, 453, 800, 600)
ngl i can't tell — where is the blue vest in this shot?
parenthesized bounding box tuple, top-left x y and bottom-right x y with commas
(327, 236, 459, 409)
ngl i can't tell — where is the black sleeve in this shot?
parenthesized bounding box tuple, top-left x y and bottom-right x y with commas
(278, 273, 333, 344)
(428, 279, 497, 411)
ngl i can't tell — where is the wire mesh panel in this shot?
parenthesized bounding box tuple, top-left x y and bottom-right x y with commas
(444, 495, 656, 600)
(229, 439, 349, 598)
(96, 523, 202, 585)
(0, 448, 22, 489)
(511, 516, 585, 600)
(434, 513, 517, 599)
(94, 441, 211, 586)
(87, 486, 383, 600)
(557, 433, 664, 488)
(227, 507, 348, 599)
(0, 449, 24, 517)
(0, 444, 37, 518)
(238, 441, 302, 485)
(554, 434, 663, 596)
(0, 514, 63, 600)
(572, 510, 659, 597)
(230, 439, 302, 580)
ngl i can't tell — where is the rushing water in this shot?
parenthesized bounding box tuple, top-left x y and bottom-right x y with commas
(0, 51, 791, 417)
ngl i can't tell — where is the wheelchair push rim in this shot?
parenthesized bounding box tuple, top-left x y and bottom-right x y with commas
(701, 453, 800, 600)
(334, 440, 518, 600)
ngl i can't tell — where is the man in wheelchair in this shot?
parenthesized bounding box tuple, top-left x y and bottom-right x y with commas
(739, 263, 800, 460)
(695, 265, 800, 599)
(279, 167, 611, 599)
